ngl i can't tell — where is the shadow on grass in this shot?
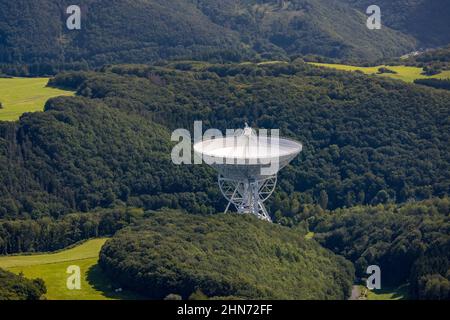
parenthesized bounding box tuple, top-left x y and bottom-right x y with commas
(86, 264, 147, 300)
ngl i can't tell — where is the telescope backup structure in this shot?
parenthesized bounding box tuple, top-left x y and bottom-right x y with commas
(194, 125, 302, 222)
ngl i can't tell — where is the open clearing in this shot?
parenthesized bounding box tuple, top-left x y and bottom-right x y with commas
(0, 238, 142, 300)
(354, 284, 408, 300)
(0, 77, 73, 121)
(309, 63, 450, 83)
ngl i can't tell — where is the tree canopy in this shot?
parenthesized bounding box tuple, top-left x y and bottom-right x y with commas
(99, 210, 355, 300)
(0, 268, 46, 300)
(1, 61, 448, 219)
(310, 197, 450, 299)
(1, 0, 438, 76)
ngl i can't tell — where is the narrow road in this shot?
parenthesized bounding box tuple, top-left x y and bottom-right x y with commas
(349, 286, 361, 300)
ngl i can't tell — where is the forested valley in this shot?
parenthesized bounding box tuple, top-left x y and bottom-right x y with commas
(3, 0, 450, 76)
(0, 60, 448, 299)
(310, 197, 450, 300)
(2, 61, 448, 217)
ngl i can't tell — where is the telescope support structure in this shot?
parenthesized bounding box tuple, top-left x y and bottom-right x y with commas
(218, 175, 277, 222)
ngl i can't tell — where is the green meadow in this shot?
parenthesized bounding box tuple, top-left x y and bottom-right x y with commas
(304, 232, 315, 240)
(0, 238, 142, 300)
(310, 63, 450, 83)
(0, 77, 73, 121)
(356, 284, 408, 300)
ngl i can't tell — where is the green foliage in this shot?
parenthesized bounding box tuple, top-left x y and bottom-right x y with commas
(377, 67, 397, 74)
(0, 268, 46, 300)
(422, 65, 442, 76)
(409, 237, 450, 300)
(99, 210, 355, 300)
(414, 78, 450, 91)
(411, 46, 450, 73)
(0, 0, 251, 76)
(390, 46, 450, 72)
(0, 93, 219, 218)
(189, 289, 209, 301)
(0, 207, 142, 255)
(415, 46, 450, 65)
(340, 0, 450, 48)
(194, 0, 414, 62)
(1, 62, 449, 219)
(310, 197, 450, 299)
(0, 0, 425, 76)
(0, 62, 448, 300)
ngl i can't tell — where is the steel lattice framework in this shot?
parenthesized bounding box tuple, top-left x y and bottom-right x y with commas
(194, 124, 302, 223)
(218, 175, 277, 222)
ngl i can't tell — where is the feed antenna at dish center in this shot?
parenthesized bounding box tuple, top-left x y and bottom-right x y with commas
(194, 124, 302, 222)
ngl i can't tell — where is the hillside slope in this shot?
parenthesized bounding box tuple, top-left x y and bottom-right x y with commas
(340, 0, 450, 48)
(0, 268, 46, 300)
(0, 62, 449, 219)
(0, 0, 245, 72)
(310, 197, 450, 299)
(0, 0, 418, 75)
(0, 93, 215, 218)
(195, 0, 415, 60)
(99, 211, 355, 299)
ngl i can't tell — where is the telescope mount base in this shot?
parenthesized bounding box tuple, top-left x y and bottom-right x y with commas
(218, 175, 277, 223)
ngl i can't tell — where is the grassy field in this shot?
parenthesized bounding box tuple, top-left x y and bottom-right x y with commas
(356, 284, 409, 300)
(0, 77, 73, 121)
(304, 232, 315, 240)
(0, 238, 142, 300)
(309, 63, 450, 83)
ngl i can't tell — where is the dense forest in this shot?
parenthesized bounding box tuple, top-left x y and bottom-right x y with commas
(309, 197, 449, 299)
(0, 0, 436, 75)
(1, 199, 448, 299)
(1, 61, 448, 219)
(0, 0, 448, 302)
(388, 45, 450, 74)
(0, 207, 144, 255)
(414, 78, 450, 91)
(0, 268, 46, 300)
(0, 60, 448, 300)
(99, 210, 354, 300)
(340, 0, 450, 48)
(412, 46, 450, 66)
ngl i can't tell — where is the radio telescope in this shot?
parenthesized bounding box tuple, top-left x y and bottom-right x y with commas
(194, 124, 302, 222)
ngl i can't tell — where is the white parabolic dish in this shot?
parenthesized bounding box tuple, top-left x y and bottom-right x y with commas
(193, 125, 302, 222)
(193, 127, 302, 180)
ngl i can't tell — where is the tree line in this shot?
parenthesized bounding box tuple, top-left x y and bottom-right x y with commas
(1, 61, 449, 219)
(0, 269, 46, 300)
(309, 197, 450, 300)
(0, 207, 143, 255)
(99, 210, 355, 300)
